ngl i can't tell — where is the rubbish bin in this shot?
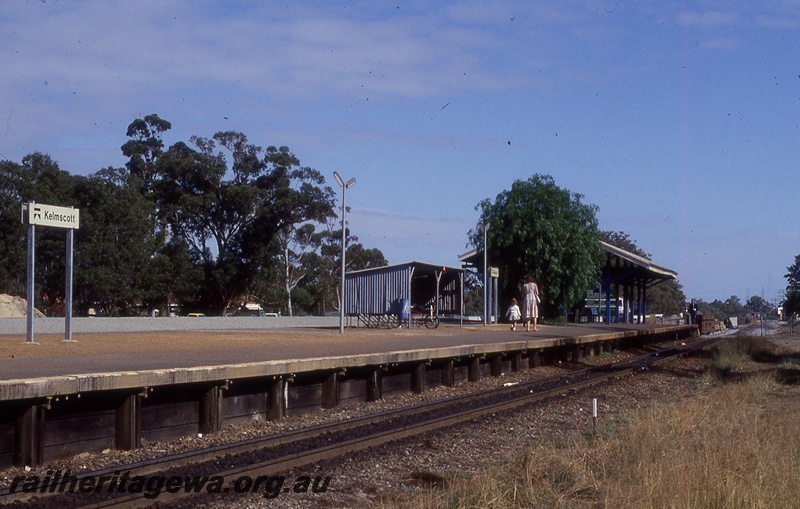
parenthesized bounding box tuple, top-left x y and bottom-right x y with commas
(399, 299, 410, 320)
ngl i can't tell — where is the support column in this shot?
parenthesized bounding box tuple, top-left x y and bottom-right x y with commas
(366, 368, 383, 402)
(322, 372, 339, 409)
(528, 350, 541, 368)
(411, 363, 426, 394)
(14, 404, 46, 467)
(266, 378, 285, 421)
(468, 357, 480, 382)
(642, 284, 648, 321)
(604, 269, 612, 325)
(511, 353, 522, 372)
(492, 275, 499, 324)
(199, 384, 224, 434)
(441, 360, 455, 387)
(628, 285, 634, 323)
(636, 284, 642, 324)
(115, 393, 142, 451)
(490, 356, 503, 377)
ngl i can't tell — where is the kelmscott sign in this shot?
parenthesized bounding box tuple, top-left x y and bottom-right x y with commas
(21, 201, 81, 343)
(22, 202, 80, 230)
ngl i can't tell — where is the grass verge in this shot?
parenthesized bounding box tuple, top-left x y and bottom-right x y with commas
(397, 339, 800, 509)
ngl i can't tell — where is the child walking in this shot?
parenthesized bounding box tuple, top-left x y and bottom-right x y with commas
(506, 298, 521, 331)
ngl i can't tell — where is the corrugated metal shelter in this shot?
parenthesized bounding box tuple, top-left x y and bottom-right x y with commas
(344, 262, 464, 323)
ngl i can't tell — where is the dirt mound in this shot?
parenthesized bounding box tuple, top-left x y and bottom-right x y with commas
(0, 294, 45, 318)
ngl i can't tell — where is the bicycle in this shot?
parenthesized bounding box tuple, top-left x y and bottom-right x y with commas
(408, 304, 440, 329)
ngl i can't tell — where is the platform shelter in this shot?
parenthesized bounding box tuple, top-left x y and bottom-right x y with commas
(459, 241, 678, 326)
(599, 241, 677, 324)
(344, 262, 464, 327)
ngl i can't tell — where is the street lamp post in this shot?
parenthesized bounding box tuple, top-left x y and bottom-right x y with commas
(481, 221, 490, 326)
(333, 171, 356, 334)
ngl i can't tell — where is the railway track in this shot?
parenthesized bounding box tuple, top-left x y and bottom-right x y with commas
(2, 335, 726, 508)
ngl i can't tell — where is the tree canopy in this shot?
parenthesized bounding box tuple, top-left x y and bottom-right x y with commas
(470, 174, 603, 317)
(147, 130, 338, 314)
(0, 115, 385, 317)
(783, 254, 800, 320)
(786, 254, 800, 292)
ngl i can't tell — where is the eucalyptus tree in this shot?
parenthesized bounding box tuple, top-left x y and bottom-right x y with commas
(275, 223, 317, 317)
(0, 153, 78, 313)
(154, 131, 337, 314)
(120, 114, 172, 191)
(71, 167, 154, 315)
(469, 174, 603, 318)
(0, 158, 28, 295)
(289, 218, 387, 316)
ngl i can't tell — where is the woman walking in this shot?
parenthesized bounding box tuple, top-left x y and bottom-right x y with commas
(522, 276, 540, 332)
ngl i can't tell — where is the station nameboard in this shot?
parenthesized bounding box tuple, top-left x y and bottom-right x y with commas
(22, 202, 80, 230)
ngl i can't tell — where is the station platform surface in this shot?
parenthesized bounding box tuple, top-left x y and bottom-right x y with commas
(0, 318, 689, 383)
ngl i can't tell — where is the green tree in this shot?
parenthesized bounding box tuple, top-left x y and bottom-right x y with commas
(745, 295, 774, 315)
(696, 296, 746, 320)
(462, 271, 484, 316)
(786, 254, 800, 292)
(72, 167, 154, 315)
(153, 131, 336, 314)
(600, 231, 650, 258)
(275, 223, 317, 317)
(142, 238, 203, 316)
(723, 295, 746, 317)
(784, 289, 800, 322)
(647, 279, 686, 316)
(0, 153, 79, 314)
(121, 114, 172, 191)
(0, 159, 29, 296)
(290, 219, 387, 316)
(470, 174, 603, 318)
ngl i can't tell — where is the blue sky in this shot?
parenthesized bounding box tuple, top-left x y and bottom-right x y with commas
(2, 1, 798, 304)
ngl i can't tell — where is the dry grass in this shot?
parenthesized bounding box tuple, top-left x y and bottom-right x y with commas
(399, 339, 800, 509)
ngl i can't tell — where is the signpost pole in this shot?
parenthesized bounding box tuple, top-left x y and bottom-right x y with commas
(65, 226, 74, 341)
(26, 222, 35, 344)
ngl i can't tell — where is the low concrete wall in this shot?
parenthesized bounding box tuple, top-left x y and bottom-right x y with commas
(0, 316, 342, 335)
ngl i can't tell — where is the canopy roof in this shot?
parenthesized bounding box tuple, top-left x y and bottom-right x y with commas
(459, 241, 677, 286)
(600, 241, 677, 286)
